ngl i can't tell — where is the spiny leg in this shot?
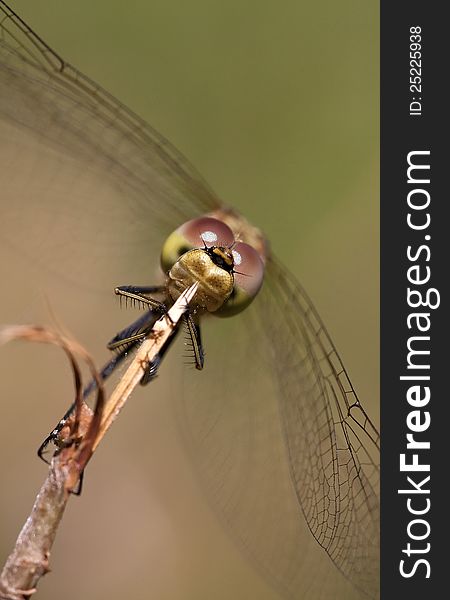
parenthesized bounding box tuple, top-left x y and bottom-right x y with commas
(184, 313, 204, 370)
(38, 286, 205, 477)
(38, 285, 166, 464)
(114, 285, 166, 311)
(37, 341, 140, 463)
(106, 307, 161, 352)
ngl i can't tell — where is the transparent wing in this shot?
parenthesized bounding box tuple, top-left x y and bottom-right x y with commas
(171, 258, 379, 600)
(264, 258, 379, 595)
(0, 1, 219, 295)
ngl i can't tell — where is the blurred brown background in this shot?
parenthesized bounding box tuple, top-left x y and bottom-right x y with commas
(0, 1, 379, 599)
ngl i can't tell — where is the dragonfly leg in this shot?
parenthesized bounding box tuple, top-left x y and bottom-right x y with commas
(184, 314, 204, 370)
(37, 401, 77, 465)
(140, 311, 204, 382)
(36, 283, 195, 490)
(72, 469, 84, 496)
(114, 285, 166, 312)
(140, 354, 162, 385)
(37, 284, 165, 459)
(106, 305, 162, 351)
(37, 341, 139, 465)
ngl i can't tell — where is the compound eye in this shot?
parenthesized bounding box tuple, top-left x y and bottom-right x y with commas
(218, 241, 265, 317)
(183, 217, 235, 247)
(161, 217, 234, 272)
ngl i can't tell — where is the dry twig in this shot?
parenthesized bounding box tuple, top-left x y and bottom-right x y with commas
(0, 283, 198, 600)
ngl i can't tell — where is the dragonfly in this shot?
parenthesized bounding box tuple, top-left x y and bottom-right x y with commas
(0, 2, 379, 599)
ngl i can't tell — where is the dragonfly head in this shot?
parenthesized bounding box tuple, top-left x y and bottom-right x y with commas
(161, 215, 265, 317)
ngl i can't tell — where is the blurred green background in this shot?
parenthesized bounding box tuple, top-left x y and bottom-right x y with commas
(0, 1, 379, 599)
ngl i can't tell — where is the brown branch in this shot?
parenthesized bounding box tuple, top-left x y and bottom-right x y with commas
(0, 452, 79, 600)
(0, 283, 198, 600)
